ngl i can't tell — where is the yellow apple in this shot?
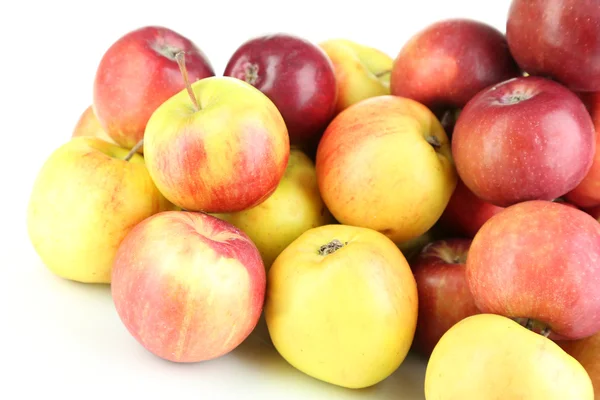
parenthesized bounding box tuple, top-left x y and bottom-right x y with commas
(71, 105, 116, 144)
(212, 149, 334, 270)
(27, 136, 175, 284)
(319, 39, 393, 114)
(425, 313, 594, 399)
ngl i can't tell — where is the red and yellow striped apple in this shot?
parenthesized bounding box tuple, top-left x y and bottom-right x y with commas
(315, 95, 457, 244)
(71, 105, 115, 144)
(143, 74, 290, 214)
(111, 211, 266, 363)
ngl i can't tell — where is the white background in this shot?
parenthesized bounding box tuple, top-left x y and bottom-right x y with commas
(3, 0, 511, 399)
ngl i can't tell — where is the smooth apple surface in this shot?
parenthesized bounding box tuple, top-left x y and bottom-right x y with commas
(316, 95, 457, 244)
(390, 18, 520, 112)
(93, 25, 215, 150)
(466, 200, 600, 340)
(318, 39, 392, 114)
(27, 137, 175, 283)
(265, 224, 418, 389)
(223, 33, 337, 145)
(143, 76, 290, 214)
(71, 105, 115, 144)
(411, 238, 480, 357)
(425, 314, 594, 400)
(212, 149, 334, 271)
(437, 178, 504, 238)
(565, 92, 600, 208)
(452, 76, 596, 208)
(557, 332, 600, 400)
(506, 0, 600, 92)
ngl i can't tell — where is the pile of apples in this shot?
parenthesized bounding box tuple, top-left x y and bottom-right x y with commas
(26, 0, 600, 398)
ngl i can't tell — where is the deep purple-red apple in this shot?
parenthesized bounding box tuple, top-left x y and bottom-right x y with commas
(390, 18, 520, 113)
(111, 211, 266, 363)
(223, 33, 337, 145)
(93, 26, 215, 151)
(506, 0, 600, 92)
(410, 238, 480, 357)
(437, 178, 504, 239)
(466, 200, 600, 340)
(452, 76, 595, 207)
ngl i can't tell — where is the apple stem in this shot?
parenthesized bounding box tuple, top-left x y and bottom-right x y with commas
(318, 239, 347, 256)
(175, 51, 200, 112)
(375, 69, 391, 78)
(124, 139, 144, 161)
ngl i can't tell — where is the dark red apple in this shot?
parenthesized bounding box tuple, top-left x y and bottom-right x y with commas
(506, 0, 600, 93)
(410, 238, 480, 357)
(93, 26, 215, 151)
(451, 76, 596, 208)
(437, 178, 504, 238)
(585, 205, 600, 221)
(390, 18, 520, 114)
(466, 200, 600, 340)
(565, 92, 600, 208)
(224, 33, 337, 145)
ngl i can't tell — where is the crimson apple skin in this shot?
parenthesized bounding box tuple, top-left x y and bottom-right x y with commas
(452, 76, 596, 208)
(437, 178, 504, 239)
(390, 18, 520, 112)
(506, 0, 600, 93)
(93, 26, 215, 151)
(111, 211, 266, 363)
(410, 238, 480, 357)
(565, 93, 600, 208)
(466, 200, 600, 340)
(223, 33, 337, 145)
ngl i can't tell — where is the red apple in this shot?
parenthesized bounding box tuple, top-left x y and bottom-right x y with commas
(437, 178, 504, 238)
(565, 92, 600, 208)
(223, 33, 337, 145)
(410, 238, 480, 357)
(93, 26, 215, 151)
(466, 200, 600, 340)
(390, 18, 520, 113)
(557, 332, 600, 400)
(111, 210, 266, 363)
(506, 0, 600, 93)
(452, 76, 596, 208)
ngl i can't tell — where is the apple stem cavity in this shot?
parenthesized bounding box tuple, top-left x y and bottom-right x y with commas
(124, 139, 144, 161)
(426, 135, 442, 149)
(498, 91, 534, 105)
(243, 62, 259, 85)
(175, 51, 200, 112)
(514, 317, 552, 338)
(374, 69, 391, 78)
(318, 239, 346, 256)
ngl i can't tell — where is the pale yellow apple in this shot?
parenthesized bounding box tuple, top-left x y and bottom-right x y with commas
(425, 314, 594, 399)
(71, 105, 116, 144)
(319, 39, 393, 114)
(27, 136, 175, 284)
(213, 149, 334, 270)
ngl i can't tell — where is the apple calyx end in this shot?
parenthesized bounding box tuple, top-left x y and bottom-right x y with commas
(242, 62, 260, 85)
(513, 317, 552, 338)
(496, 91, 535, 106)
(175, 51, 200, 112)
(318, 239, 346, 256)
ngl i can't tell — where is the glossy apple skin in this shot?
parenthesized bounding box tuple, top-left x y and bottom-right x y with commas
(390, 18, 520, 112)
(111, 211, 266, 363)
(410, 238, 480, 357)
(452, 76, 596, 208)
(565, 93, 600, 208)
(93, 26, 215, 150)
(437, 178, 504, 239)
(557, 332, 600, 399)
(506, 0, 600, 92)
(223, 33, 337, 145)
(466, 200, 600, 340)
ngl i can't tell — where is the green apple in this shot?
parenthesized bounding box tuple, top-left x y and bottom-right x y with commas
(213, 149, 334, 270)
(27, 136, 175, 283)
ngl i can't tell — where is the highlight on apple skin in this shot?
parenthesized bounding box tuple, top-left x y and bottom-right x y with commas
(111, 210, 267, 363)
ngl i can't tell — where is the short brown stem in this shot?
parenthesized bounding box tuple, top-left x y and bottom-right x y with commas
(175, 51, 200, 112)
(125, 139, 144, 161)
(318, 239, 346, 256)
(375, 69, 391, 78)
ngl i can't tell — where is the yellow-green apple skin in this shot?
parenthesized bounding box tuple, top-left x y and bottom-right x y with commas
(315, 95, 457, 244)
(424, 313, 594, 400)
(265, 224, 418, 389)
(143, 76, 290, 214)
(26, 136, 175, 284)
(212, 149, 334, 270)
(319, 39, 393, 114)
(71, 105, 116, 144)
